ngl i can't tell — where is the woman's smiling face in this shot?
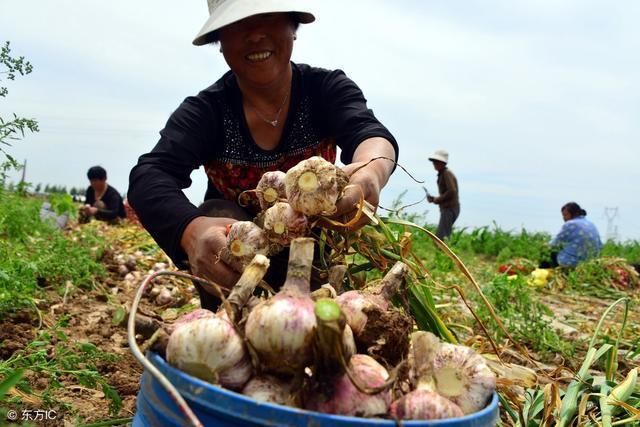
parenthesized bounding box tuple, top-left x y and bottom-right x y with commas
(219, 13, 296, 88)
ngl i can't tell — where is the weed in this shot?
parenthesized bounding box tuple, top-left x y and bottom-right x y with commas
(474, 274, 576, 360)
(0, 190, 106, 315)
(0, 317, 122, 415)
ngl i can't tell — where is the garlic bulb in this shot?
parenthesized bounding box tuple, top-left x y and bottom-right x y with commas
(256, 171, 287, 210)
(431, 342, 496, 415)
(390, 331, 463, 420)
(305, 354, 391, 417)
(284, 156, 347, 216)
(166, 315, 252, 390)
(242, 374, 299, 406)
(223, 221, 270, 270)
(337, 261, 408, 337)
(245, 238, 317, 376)
(336, 262, 412, 363)
(262, 202, 309, 246)
(166, 255, 270, 390)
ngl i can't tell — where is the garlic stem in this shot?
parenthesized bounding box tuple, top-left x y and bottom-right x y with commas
(283, 237, 315, 294)
(379, 261, 410, 300)
(314, 298, 352, 377)
(225, 254, 270, 322)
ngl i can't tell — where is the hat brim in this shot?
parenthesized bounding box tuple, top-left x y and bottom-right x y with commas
(428, 157, 447, 163)
(193, 0, 315, 46)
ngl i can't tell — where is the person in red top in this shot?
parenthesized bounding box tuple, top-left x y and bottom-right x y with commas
(128, 1, 399, 308)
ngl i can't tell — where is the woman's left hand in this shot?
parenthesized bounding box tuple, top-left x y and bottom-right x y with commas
(333, 161, 381, 230)
(331, 137, 397, 230)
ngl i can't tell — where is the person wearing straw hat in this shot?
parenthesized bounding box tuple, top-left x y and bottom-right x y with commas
(128, 0, 398, 307)
(426, 149, 459, 240)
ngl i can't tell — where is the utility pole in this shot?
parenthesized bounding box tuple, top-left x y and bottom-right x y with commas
(19, 159, 27, 184)
(603, 207, 619, 242)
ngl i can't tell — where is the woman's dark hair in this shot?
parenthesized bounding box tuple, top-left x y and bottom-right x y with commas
(206, 12, 302, 45)
(87, 166, 107, 180)
(562, 202, 587, 218)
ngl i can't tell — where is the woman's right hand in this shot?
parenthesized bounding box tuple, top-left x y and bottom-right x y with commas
(180, 216, 242, 294)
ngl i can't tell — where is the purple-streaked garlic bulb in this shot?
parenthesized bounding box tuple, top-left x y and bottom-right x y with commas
(242, 374, 299, 407)
(390, 331, 463, 420)
(256, 171, 287, 210)
(336, 261, 409, 338)
(166, 255, 269, 390)
(305, 354, 391, 417)
(223, 221, 270, 271)
(305, 299, 388, 417)
(245, 238, 317, 376)
(262, 202, 309, 246)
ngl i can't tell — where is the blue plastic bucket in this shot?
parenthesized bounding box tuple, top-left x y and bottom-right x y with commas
(133, 352, 499, 427)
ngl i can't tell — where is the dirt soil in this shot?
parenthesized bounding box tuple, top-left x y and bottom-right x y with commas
(1, 222, 198, 426)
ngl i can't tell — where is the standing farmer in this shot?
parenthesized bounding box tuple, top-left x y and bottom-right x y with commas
(426, 149, 459, 240)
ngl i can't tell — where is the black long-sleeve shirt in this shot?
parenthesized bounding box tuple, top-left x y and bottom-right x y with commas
(129, 63, 399, 266)
(85, 185, 126, 221)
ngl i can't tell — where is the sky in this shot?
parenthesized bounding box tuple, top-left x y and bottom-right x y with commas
(1, 0, 639, 241)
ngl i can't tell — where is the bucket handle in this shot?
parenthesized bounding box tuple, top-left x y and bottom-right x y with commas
(128, 270, 205, 427)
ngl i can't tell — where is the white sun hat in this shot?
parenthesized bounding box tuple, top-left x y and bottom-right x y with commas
(428, 149, 449, 163)
(193, 0, 316, 46)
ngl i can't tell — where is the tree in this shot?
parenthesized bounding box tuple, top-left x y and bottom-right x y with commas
(1, 41, 39, 183)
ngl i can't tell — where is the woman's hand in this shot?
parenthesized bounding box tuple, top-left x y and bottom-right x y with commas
(332, 137, 396, 230)
(83, 205, 98, 216)
(333, 161, 382, 230)
(180, 216, 242, 295)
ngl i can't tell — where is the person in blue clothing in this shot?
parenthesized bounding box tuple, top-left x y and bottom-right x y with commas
(541, 202, 602, 268)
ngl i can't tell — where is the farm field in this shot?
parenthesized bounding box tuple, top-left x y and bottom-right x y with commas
(1, 191, 639, 426)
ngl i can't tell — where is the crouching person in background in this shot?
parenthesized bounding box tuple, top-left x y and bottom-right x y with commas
(79, 166, 126, 224)
(540, 202, 602, 268)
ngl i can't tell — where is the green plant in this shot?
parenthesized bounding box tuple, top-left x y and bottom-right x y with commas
(474, 274, 575, 360)
(0, 318, 122, 415)
(0, 192, 106, 316)
(49, 192, 76, 216)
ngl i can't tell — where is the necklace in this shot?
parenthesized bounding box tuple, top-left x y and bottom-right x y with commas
(248, 92, 290, 127)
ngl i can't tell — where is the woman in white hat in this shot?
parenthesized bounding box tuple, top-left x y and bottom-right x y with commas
(128, 0, 398, 308)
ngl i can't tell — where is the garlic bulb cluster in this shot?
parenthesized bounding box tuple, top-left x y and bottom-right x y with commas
(306, 298, 391, 417)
